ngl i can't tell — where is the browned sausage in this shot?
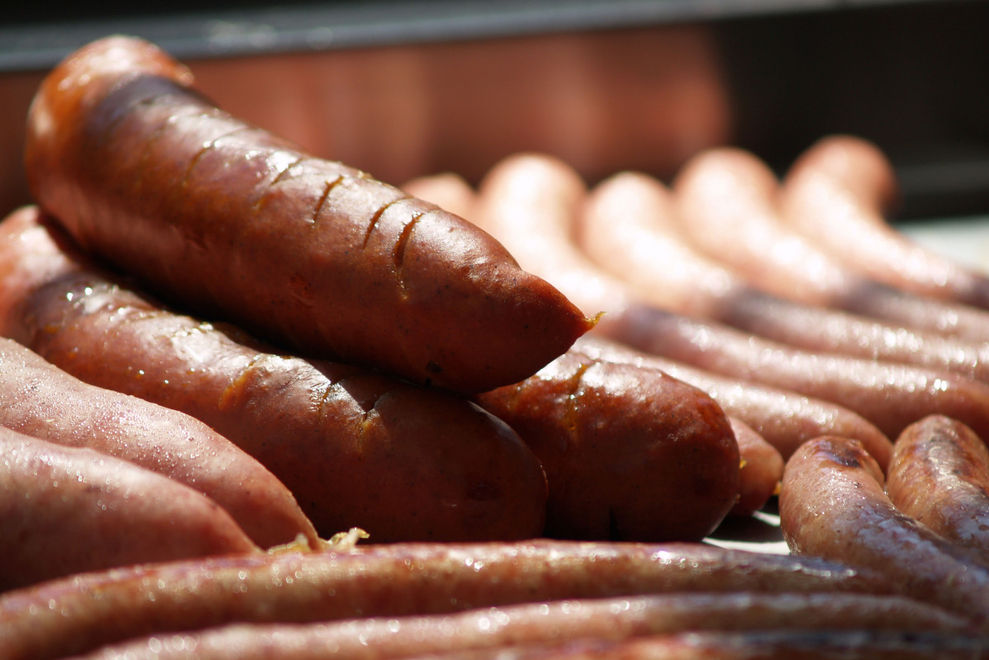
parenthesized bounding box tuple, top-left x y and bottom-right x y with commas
(0, 426, 258, 591)
(781, 135, 989, 310)
(0, 206, 548, 543)
(476, 347, 740, 541)
(74, 592, 972, 660)
(0, 539, 894, 660)
(579, 170, 989, 384)
(24, 35, 591, 394)
(672, 147, 989, 344)
(725, 416, 782, 517)
(886, 415, 989, 562)
(472, 152, 989, 463)
(0, 335, 317, 550)
(779, 435, 989, 629)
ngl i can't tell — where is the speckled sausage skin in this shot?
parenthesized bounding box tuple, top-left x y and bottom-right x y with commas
(476, 348, 740, 541)
(23, 35, 591, 394)
(0, 335, 317, 550)
(0, 427, 258, 591)
(75, 592, 972, 660)
(0, 207, 548, 543)
(886, 415, 989, 562)
(781, 135, 989, 310)
(0, 539, 893, 660)
(779, 435, 989, 629)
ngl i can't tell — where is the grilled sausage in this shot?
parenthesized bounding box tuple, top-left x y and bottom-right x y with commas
(0, 539, 893, 660)
(779, 435, 989, 629)
(476, 347, 740, 540)
(0, 335, 317, 549)
(0, 206, 548, 543)
(781, 135, 989, 309)
(0, 426, 258, 591)
(74, 592, 972, 660)
(24, 35, 590, 394)
(672, 146, 989, 344)
(579, 170, 989, 384)
(886, 415, 989, 562)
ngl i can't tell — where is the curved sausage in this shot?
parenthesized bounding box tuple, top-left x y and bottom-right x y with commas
(0, 539, 893, 660)
(725, 416, 782, 517)
(473, 152, 989, 466)
(0, 206, 548, 543)
(0, 426, 258, 591)
(579, 170, 989, 384)
(74, 592, 972, 660)
(781, 135, 989, 309)
(779, 435, 989, 629)
(0, 335, 317, 550)
(672, 147, 989, 344)
(24, 35, 591, 394)
(886, 415, 989, 562)
(476, 347, 740, 541)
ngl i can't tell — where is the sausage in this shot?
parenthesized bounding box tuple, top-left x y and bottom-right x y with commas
(73, 592, 972, 660)
(781, 135, 989, 310)
(671, 146, 989, 344)
(573, 334, 891, 466)
(476, 347, 740, 541)
(0, 206, 548, 543)
(472, 153, 989, 464)
(886, 415, 989, 562)
(423, 630, 989, 660)
(0, 539, 894, 660)
(0, 426, 258, 591)
(579, 170, 989, 384)
(725, 416, 782, 517)
(779, 435, 989, 629)
(0, 335, 317, 549)
(23, 35, 591, 394)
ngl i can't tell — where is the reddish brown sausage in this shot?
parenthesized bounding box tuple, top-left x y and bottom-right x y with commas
(0, 426, 258, 591)
(472, 153, 989, 464)
(672, 147, 989, 344)
(0, 335, 316, 550)
(779, 435, 989, 629)
(886, 415, 989, 562)
(23, 35, 590, 394)
(781, 135, 989, 310)
(0, 539, 893, 660)
(579, 170, 989, 384)
(0, 206, 548, 543)
(725, 416, 782, 517)
(75, 592, 972, 660)
(476, 347, 740, 541)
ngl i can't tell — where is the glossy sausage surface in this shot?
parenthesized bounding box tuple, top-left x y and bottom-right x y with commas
(0, 206, 548, 543)
(24, 36, 590, 393)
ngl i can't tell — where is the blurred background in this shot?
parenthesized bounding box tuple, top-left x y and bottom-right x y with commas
(1, 0, 988, 222)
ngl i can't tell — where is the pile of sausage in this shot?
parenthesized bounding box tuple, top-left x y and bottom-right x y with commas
(1, 34, 988, 658)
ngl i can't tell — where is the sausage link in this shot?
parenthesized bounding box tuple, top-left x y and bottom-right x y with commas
(886, 415, 989, 562)
(0, 335, 317, 550)
(476, 348, 740, 541)
(0, 539, 893, 660)
(24, 35, 590, 394)
(579, 170, 989, 384)
(0, 427, 258, 591)
(781, 135, 989, 310)
(779, 435, 989, 628)
(672, 146, 989, 344)
(75, 592, 972, 660)
(0, 206, 548, 543)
